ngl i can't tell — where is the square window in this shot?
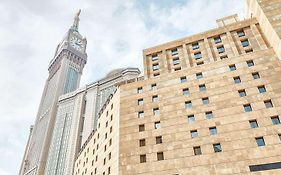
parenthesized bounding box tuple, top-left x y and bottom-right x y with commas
(173, 58, 180, 65)
(156, 136, 163, 144)
(152, 63, 159, 71)
(192, 42, 200, 50)
(138, 111, 144, 118)
(138, 99, 144, 105)
(196, 72, 203, 79)
(238, 30, 245, 37)
(171, 48, 178, 56)
(139, 124, 145, 132)
(202, 97, 209, 105)
(137, 87, 143, 93)
(188, 115, 195, 123)
(238, 89, 246, 97)
(213, 143, 222, 152)
(252, 72, 260, 79)
(205, 111, 214, 119)
(197, 61, 204, 66)
(255, 137, 265, 147)
(191, 130, 198, 138)
(193, 146, 202, 155)
(264, 100, 273, 108)
(194, 52, 202, 60)
(214, 36, 222, 44)
(209, 127, 217, 135)
(249, 120, 259, 128)
(139, 139, 145, 147)
(258, 85, 266, 93)
(244, 104, 252, 112)
(151, 83, 157, 90)
(152, 95, 158, 102)
(180, 76, 187, 83)
(155, 121, 161, 129)
(271, 116, 280, 125)
(229, 64, 236, 71)
(199, 84, 206, 92)
(217, 46, 225, 54)
(140, 155, 146, 163)
(157, 152, 164, 161)
(182, 88, 190, 95)
(152, 54, 158, 61)
(153, 108, 160, 116)
(185, 101, 192, 109)
(241, 39, 249, 47)
(233, 76, 241, 84)
(247, 60, 254, 67)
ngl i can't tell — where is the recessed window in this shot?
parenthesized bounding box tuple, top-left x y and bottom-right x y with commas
(233, 76, 241, 84)
(190, 130, 198, 138)
(279, 134, 281, 141)
(157, 152, 164, 161)
(151, 83, 157, 90)
(152, 95, 158, 102)
(214, 36, 222, 44)
(193, 146, 202, 155)
(202, 97, 209, 105)
(173, 58, 180, 65)
(220, 55, 228, 59)
(252, 72, 260, 79)
(174, 67, 181, 71)
(199, 84, 206, 92)
(188, 115, 195, 123)
(137, 87, 143, 93)
(246, 49, 253, 53)
(152, 63, 159, 71)
(192, 42, 200, 50)
(140, 154, 146, 163)
(249, 120, 259, 128)
(241, 39, 250, 47)
(194, 52, 202, 60)
(139, 124, 145, 132)
(153, 108, 160, 116)
(180, 76, 187, 83)
(247, 60, 254, 67)
(238, 30, 245, 37)
(196, 61, 204, 66)
(217, 46, 225, 54)
(182, 88, 190, 95)
(171, 48, 178, 56)
(153, 73, 160, 77)
(244, 104, 252, 112)
(138, 99, 144, 105)
(238, 89, 246, 97)
(264, 100, 273, 108)
(205, 111, 214, 119)
(138, 111, 144, 118)
(156, 136, 163, 144)
(258, 85, 266, 93)
(229, 64, 236, 71)
(139, 139, 146, 147)
(209, 127, 217, 135)
(185, 101, 192, 109)
(213, 143, 222, 152)
(196, 72, 203, 79)
(255, 137, 265, 147)
(154, 121, 161, 129)
(152, 54, 158, 61)
(271, 116, 280, 125)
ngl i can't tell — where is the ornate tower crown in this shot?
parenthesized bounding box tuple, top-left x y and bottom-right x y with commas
(71, 9, 81, 32)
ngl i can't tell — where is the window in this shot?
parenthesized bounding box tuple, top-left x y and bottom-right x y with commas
(138, 111, 144, 118)
(238, 89, 246, 97)
(202, 97, 209, 105)
(244, 104, 252, 112)
(258, 85, 266, 93)
(220, 55, 228, 59)
(103, 158, 106, 165)
(233, 76, 241, 84)
(192, 42, 200, 50)
(174, 67, 181, 71)
(194, 52, 202, 60)
(191, 130, 198, 138)
(151, 83, 157, 90)
(139, 124, 145, 132)
(137, 87, 143, 93)
(199, 84, 206, 92)
(193, 146, 202, 155)
(188, 115, 195, 123)
(180, 76, 187, 83)
(241, 39, 249, 47)
(264, 100, 273, 108)
(279, 134, 281, 141)
(182, 88, 189, 95)
(152, 95, 158, 102)
(155, 121, 161, 129)
(238, 30, 245, 37)
(205, 111, 214, 119)
(247, 60, 254, 67)
(156, 136, 163, 144)
(110, 126, 112, 133)
(196, 72, 203, 79)
(140, 155, 146, 163)
(152, 63, 159, 71)
(249, 120, 259, 128)
(139, 139, 145, 147)
(171, 48, 178, 56)
(271, 116, 280, 125)
(214, 36, 222, 44)
(185, 101, 192, 109)
(217, 46, 225, 54)
(104, 145, 107, 152)
(209, 127, 217, 135)
(246, 49, 253, 53)
(213, 143, 222, 152)
(157, 152, 164, 161)
(229, 64, 236, 71)
(153, 108, 160, 116)
(252, 72, 260, 79)
(108, 167, 111, 175)
(154, 73, 160, 77)
(255, 137, 265, 147)
(152, 54, 158, 61)
(173, 58, 180, 65)
(197, 61, 204, 66)
(138, 99, 144, 105)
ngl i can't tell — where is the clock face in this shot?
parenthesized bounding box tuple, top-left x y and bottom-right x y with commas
(70, 36, 83, 51)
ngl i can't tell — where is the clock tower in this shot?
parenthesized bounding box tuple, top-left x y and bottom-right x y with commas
(20, 10, 87, 175)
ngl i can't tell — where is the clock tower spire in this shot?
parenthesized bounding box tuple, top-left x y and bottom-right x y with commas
(71, 9, 81, 32)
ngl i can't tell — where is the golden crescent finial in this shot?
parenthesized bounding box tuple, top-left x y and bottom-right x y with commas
(77, 9, 81, 17)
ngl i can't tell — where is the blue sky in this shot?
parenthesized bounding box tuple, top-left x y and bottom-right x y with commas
(0, 0, 244, 174)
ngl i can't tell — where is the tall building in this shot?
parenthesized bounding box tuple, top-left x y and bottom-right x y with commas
(74, 1, 281, 175)
(20, 10, 88, 175)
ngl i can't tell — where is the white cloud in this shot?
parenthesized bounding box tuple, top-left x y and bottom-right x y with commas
(0, 0, 244, 174)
